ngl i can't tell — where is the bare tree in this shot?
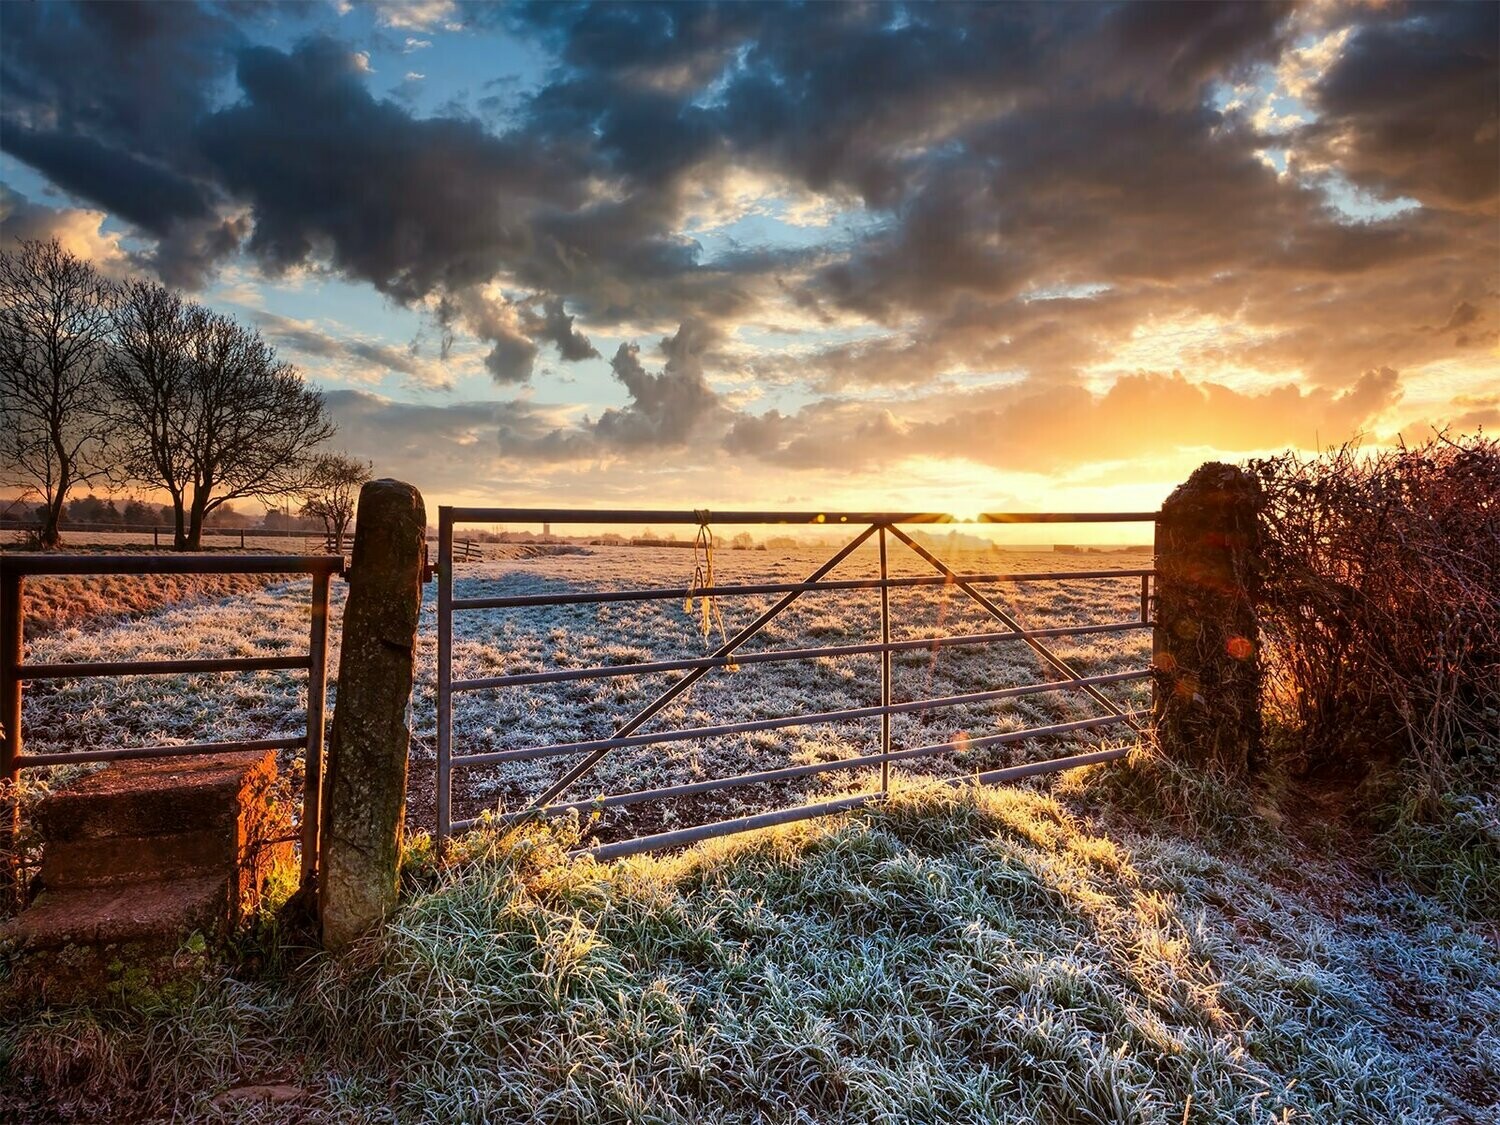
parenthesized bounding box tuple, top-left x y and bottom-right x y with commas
(107, 282, 335, 549)
(104, 279, 194, 544)
(300, 452, 371, 553)
(0, 239, 118, 547)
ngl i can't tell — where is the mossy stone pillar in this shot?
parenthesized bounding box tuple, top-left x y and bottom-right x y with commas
(1152, 462, 1264, 777)
(319, 479, 426, 950)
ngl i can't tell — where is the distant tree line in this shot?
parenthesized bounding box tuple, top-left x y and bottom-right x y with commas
(0, 494, 331, 533)
(0, 238, 371, 550)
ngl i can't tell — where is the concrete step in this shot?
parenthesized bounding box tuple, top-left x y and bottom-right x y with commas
(35, 750, 281, 843)
(3, 875, 232, 952)
(40, 827, 241, 890)
(5, 751, 297, 1004)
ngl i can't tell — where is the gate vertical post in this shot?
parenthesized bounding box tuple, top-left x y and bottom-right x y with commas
(319, 479, 426, 950)
(879, 525, 891, 794)
(301, 567, 332, 886)
(2, 569, 22, 904)
(436, 507, 453, 857)
(1151, 462, 1264, 777)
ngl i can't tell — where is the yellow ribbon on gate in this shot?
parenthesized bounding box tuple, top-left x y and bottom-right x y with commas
(686, 511, 736, 669)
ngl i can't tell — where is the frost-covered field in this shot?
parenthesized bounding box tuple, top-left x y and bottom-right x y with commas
(19, 543, 1153, 842)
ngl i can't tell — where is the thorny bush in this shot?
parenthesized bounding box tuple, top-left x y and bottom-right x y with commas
(1250, 433, 1499, 784)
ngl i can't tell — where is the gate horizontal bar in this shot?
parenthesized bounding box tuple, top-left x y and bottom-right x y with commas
(570, 743, 1133, 861)
(15, 734, 307, 768)
(458, 711, 1141, 828)
(451, 619, 1150, 691)
(452, 669, 1150, 768)
(0, 554, 344, 577)
(449, 508, 955, 525)
(452, 568, 1157, 611)
(979, 513, 1159, 523)
(17, 654, 312, 681)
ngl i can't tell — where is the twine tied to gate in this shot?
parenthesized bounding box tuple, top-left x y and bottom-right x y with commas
(686, 510, 737, 668)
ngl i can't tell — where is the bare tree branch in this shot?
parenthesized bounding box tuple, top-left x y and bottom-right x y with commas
(300, 452, 372, 553)
(0, 238, 118, 547)
(106, 285, 336, 549)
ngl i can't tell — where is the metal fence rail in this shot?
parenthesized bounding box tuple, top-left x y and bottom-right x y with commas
(1, 553, 344, 883)
(436, 508, 1158, 857)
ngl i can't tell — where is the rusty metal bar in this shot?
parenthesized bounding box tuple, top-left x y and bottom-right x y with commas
(450, 508, 953, 526)
(0, 520, 337, 542)
(1140, 573, 1151, 623)
(436, 507, 455, 854)
(979, 512, 1160, 523)
(523, 524, 882, 810)
(452, 620, 1148, 692)
(878, 525, 892, 795)
(0, 554, 344, 577)
(0, 552, 344, 898)
(1, 571, 20, 787)
(888, 524, 1142, 734)
(575, 794, 876, 860)
(301, 570, 331, 884)
(451, 569, 1157, 612)
(571, 741, 1134, 861)
(1152, 518, 1165, 721)
(18, 654, 311, 680)
(465, 711, 1140, 828)
(1, 570, 21, 904)
(16, 734, 307, 768)
(452, 669, 1151, 769)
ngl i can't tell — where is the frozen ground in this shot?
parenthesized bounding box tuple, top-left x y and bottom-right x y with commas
(18, 541, 1154, 843)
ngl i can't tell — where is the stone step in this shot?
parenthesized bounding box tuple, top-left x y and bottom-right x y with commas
(36, 750, 282, 843)
(39, 827, 245, 890)
(3, 874, 232, 952)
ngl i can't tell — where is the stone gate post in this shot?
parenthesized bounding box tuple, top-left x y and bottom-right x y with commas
(1152, 463, 1265, 777)
(319, 479, 425, 950)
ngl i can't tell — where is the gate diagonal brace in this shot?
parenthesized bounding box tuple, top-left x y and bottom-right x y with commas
(884, 524, 1142, 735)
(524, 522, 882, 811)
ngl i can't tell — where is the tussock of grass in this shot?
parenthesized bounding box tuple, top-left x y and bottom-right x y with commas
(5, 784, 1496, 1122)
(1373, 749, 1500, 923)
(1062, 740, 1264, 852)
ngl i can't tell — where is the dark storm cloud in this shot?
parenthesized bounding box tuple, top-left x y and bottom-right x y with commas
(189, 34, 769, 370)
(0, 0, 261, 280)
(498, 319, 729, 461)
(0, 1, 242, 156)
(0, 128, 212, 234)
(2, 0, 1494, 467)
(197, 38, 578, 300)
(1086, 1, 1296, 105)
(522, 297, 599, 362)
(1302, 2, 1499, 213)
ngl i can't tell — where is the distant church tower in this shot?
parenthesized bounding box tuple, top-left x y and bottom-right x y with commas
(543, 523, 551, 538)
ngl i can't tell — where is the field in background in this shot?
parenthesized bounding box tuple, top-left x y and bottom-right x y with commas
(15, 543, 1151, 843)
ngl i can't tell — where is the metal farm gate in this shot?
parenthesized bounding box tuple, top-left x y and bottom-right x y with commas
(1, 552, 343, 889)
(434, 508, 1159, 859)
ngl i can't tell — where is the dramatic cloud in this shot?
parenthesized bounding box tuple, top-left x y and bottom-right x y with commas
(522, 296, 599, 363)
(0, 184, 129, 272)
(1301, 2, 1498, 214)
(251, 311, 452, 389)
(498, 319, 729, 460)
(725, 367, 1404, 473)
(1, 0, 1493, 500)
